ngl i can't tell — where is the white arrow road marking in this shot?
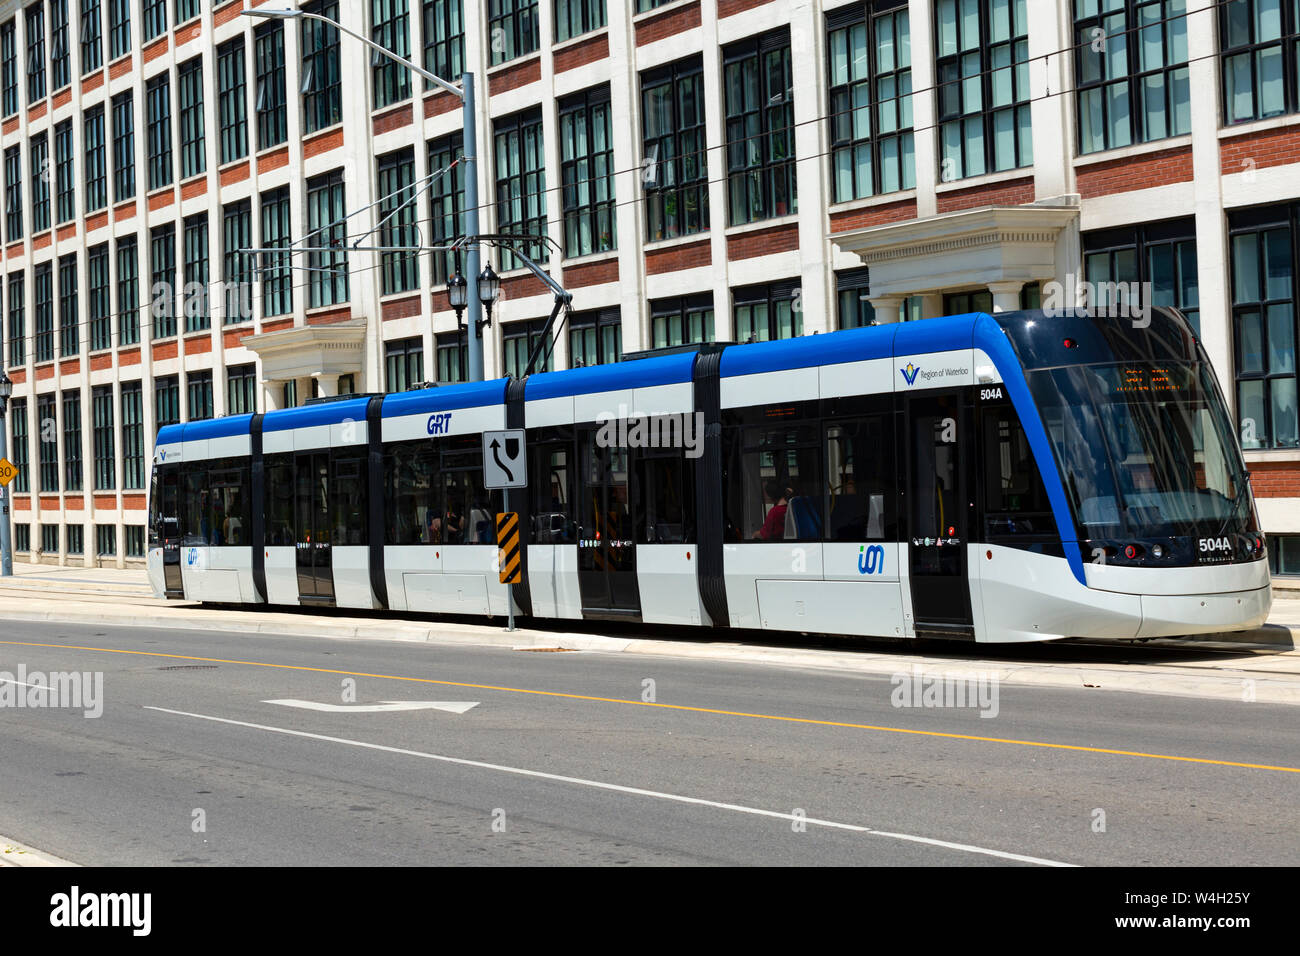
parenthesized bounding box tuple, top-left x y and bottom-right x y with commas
(146, 705, 1076, 867)
(263, 700, 479, 714)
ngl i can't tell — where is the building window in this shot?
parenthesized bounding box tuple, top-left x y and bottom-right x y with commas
(41, 524, 59, 554)
(187, 370, 213, 421)
(121, 381, 143, 487)
(176, 0, 199, 25)
(37, 393, 57, 491)
(724, 29, 796, 225)
(835, 268, 876, 329)
(942, 285, 1040, 315)
(141, 0, 165, 42)
(62, 390, 81, 491)
(9, 397, 28, 492)
(568, 307, 621, 367)
(92, 385, 114, 490)
(1075, 0, 1190, 154)
(651, 294, 714, 348)
(306, 170, 348, 308)
(427, 133, 464, 286)
(1222, 0, 1300, 123)
(301, 0, 341, 134)
(125, 525, 144, 557)
(80, 0, 102, 74)
(107, 0, 129, 60)
(96, 523, 116, 557)
(502, 319, 550, 378)
(260, 186, 292, 316)
(154, 374, 179, 430)
(116, 235, 139, 344)
(145, 73, 172, 191)
(559, 86, 615, 258)
(66, 524, 83, 556)
(935, 0, 1032, 181)
(642, 57, 709, 242)
(282, 379, 297, 408)
(150, 224, 176, 339)
(372, 0, 412, 108)
(1, 20, 17, 117)
(734, 281, 802, 342)
(254, 21, 287, 150)
(435, 330, 464, 383)
(222, 200, 252, 324)
(488, 0, 539, 66)
(34, 262, 53, 362)
(827, 3, 914, 202)
(26, 3, 45, 105)
(376, 149, 418, 294)
(54, 120, 75, 224)
(88, 243, 110, 350)
(1230, 202, 1299, 450)
(177, 57, 205, 180)
(50, 0, 69, 91)
(3, 146, 20, 241)
(635, 0, 674, 9)
(30, 133, 50, 234)
(227, 364, 256, 415)
(111, 90, 134, 201)
(7, 272, 24, 367)
(14, 523, 29, 552)
(494, 108, 548, 266)
(385, 337, 424, 391)
(84, 104, 107, 212)
(556, 0, 604, 42)
(182, 213, 208, 332)
(423, 0, 463, 83)
(1083, 218, 1199, 331)
(217, 38, 248, 165)
(58, 253, 77, 357)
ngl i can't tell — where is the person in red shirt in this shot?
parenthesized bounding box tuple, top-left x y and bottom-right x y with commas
(754, 480, 790, 540)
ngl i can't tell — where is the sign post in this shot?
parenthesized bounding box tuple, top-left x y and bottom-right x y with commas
(0, 456, 17, 578)
(484, 430, 526, 632)
(496, 512, 522, 632)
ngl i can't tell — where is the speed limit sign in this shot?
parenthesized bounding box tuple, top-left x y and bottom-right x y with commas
(0, 457, 18, 487)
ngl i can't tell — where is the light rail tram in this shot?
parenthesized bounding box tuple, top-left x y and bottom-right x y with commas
(147, 306, 1271, 642)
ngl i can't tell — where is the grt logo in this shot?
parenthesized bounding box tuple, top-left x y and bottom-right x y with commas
(858, 544, 885, 575)
(427, 412, 453, 435)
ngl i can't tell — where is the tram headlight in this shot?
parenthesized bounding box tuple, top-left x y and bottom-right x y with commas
(1151, 544, 1164, 559)
(1123, 543, 1144, 561)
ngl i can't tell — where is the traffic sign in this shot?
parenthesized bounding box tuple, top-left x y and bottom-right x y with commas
(483, 429, 526, 489)
(0, 458, 18, 487)
(497, 512, 522, 585)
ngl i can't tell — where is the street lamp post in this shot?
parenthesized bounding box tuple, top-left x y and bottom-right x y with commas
(0, 371, 12, 576)
(243, 7, 487, 381)
(447, 269, 468, 381)
(477, 265, 500, 339)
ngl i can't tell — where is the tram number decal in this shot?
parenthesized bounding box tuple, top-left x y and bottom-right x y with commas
(427, 412, 453, 435)
(979, 387, 1004, 401)
(1199, 537, 1233, 554)
(858, 544, 885, 575)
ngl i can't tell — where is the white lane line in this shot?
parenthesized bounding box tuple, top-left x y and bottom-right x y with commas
(144, 705, 1076, 867)
(264, 699, 480, 714)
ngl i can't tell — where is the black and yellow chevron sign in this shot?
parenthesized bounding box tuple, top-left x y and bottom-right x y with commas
(497, 512, 521, 585)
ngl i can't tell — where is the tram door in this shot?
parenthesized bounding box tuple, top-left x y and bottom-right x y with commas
(294, 451, 335, 604)
(576, 432, 641, 619)
(906, 392, 973, 634)
(159, 469, 184, 597)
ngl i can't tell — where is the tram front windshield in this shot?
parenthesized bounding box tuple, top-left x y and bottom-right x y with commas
(1028, 362, 1255, 540)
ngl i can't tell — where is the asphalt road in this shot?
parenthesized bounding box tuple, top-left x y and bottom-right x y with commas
(0, 619, 1297, 866)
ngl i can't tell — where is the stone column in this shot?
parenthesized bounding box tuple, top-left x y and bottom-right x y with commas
(869, 295, 904, 324)
(988, 281, 1026, 313)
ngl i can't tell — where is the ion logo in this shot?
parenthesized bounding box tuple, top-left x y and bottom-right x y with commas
(427, 412, 452, 435)
(858, 544, 885, 575)
(900, 363, 921, 386)
(1199, 537, 1232, 553)
(186, 547, 198, 566)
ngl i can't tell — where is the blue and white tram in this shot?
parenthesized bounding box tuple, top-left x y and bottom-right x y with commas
(148, 306, 1271, 642)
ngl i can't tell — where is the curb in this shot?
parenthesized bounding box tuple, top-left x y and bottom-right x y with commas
(0, 836, 79, 867)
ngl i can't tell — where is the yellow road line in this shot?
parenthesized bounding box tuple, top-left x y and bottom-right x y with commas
(3, 638, 1298, 774)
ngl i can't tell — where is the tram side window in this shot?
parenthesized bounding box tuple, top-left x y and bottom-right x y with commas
(530, 442, 575, 544)
(723, 422, 822, 541)
(181, 466, 210, 544)
(384, 440, 437, 545)
(637, 449, 695, 543)
(441, 435, 501, 544)
(264, 453, 295, 546)
(332, 454, 366, 546)
(825, 417, 895, 541)
(981, 403, 1055, 540)
(210, 463, 250, 545)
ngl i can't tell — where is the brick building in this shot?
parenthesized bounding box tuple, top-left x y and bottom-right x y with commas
(1, 0, 1299, 575)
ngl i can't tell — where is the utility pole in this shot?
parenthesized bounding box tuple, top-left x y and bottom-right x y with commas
(0, 371, 13, 576)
